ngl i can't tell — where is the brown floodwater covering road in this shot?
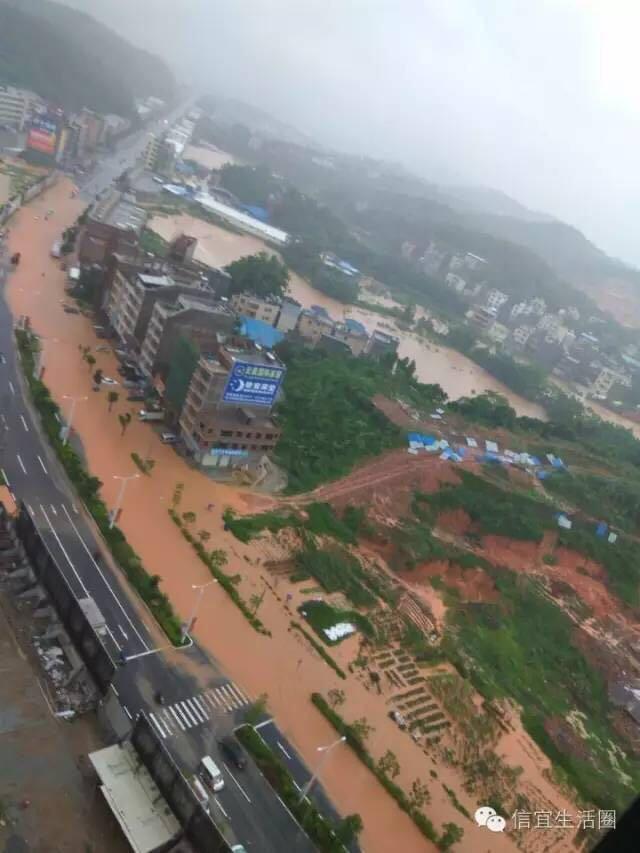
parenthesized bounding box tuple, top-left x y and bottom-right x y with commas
(6, 181, 449, 852)
(149, 213, 547, 418)
(5, 183, 593, 852)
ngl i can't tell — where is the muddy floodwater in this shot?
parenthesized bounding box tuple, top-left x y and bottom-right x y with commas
(149, 213, 546, 418)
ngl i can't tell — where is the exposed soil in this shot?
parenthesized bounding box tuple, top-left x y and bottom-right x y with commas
(402, 559, 499, 604)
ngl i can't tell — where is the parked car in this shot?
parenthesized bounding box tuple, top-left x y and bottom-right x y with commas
(388, 709, 407, 730)
(161, 432, 177, 444)
(101, 376, 118, 385)
(63, 305, 79, 315)
(138, 409, 164, 422)
(218, 736, 246, 770)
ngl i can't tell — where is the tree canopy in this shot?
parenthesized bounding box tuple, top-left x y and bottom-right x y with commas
(225, 252, 289, 300)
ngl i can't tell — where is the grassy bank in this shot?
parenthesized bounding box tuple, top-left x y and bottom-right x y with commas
(16, 330, 184, 645)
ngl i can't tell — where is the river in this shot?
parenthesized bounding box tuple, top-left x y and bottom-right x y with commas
(149, 212, 548, 418)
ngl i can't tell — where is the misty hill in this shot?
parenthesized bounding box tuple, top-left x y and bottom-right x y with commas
(0, 0, 175, 116)
(440, 185, 556, 223)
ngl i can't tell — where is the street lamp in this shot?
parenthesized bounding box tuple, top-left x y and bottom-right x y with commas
(182, 579, 218, 640)
(61, 394, 87, 445)
(298, 736, 346, 803)
(109, 473, 139, 528)
(34, 336, 59, 379)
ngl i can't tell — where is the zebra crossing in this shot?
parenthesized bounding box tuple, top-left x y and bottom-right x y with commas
(148, 682, 250, 740)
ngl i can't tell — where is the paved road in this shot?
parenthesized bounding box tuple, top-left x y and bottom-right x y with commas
(0, 129, 316, 852)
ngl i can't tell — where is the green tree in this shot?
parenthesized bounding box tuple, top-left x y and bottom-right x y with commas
(244, 692, 268, 725)
(351, 717, 374, 743)
(182, 511, 197, 526)
(408, 778, 430, 809)
(171, 482, 184, 509)
(209, 548, 228, 569)
(249, 589, 265, 615)
(226, 252, 289, 300)
(439, 822, 464, 850)
(377, 749, 401, 779)
(335, 813, 363, 845)
(327, 688, 346, 709)
(84, 353, 96, 372)
(93, 368, 103, 386)
(107, 390, 119, 411)
(197, 529, 211, 544)
(118, 412, 132, 435)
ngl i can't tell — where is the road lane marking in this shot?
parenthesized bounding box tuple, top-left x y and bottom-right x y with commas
(1, 468, 9, 488)
(72, 503, 78, 514)
(110, 683, 119, 697)
(26, 503, 35, 517)
(105, 625, 122, 651)
(225, 768, 251, 803)
(123, 706, 132, 720)
(8, 380, 14, 394)
(214, 796, 228, 819)
(16, 454, 26, 474)
(37, 455, 48, 474)
(19, 415, 29, 432)
(40, 505, 89, 596)
(50, 504, 57, 516)
(60, 504, 150, 651)
(149, 712, 168, 739)
(118, 624, 128, 640)
(277, 741, 292, 760)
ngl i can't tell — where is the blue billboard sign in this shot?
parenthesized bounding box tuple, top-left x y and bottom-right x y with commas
(222, 361, 285, 408)
(210, 448, 249, 457)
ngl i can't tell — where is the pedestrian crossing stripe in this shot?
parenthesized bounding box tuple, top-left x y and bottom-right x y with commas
(149, 682, 251, 739)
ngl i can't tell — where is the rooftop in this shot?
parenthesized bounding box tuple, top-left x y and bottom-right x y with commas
(88, 743, 180, 853)
(91, 190, 147, 233)
(194, 191, 289, 245)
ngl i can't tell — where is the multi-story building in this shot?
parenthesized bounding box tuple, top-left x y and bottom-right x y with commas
(449, 252, 488, 273)
(0, 86, 40, 130)
(296, 306, 335, 345)
(77, 190, 147, 265)
(486, 288, 509, 313)
(469, 305, 498, 330)
(420, 242, 448, 276)
(591, 367, 632, 399)
(139, 294, 235, 378)
(445, 272, 467, 293)
(179, 345, 284, 470)
(230, 292, 280, 325)
(364, 329, 400, 359)
(275, 298, 302, 333)
(511, 325, 534, 349)
(330, 319, 369, 356)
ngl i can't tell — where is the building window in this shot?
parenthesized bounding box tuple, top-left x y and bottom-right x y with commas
(235, 431, 243, 437)
(220, 430, 233, 437)
(261, 445, 270, 451)
(251, 445, 257, 450)
(254, 433, 262, 439)
(245, 433, 253, 439)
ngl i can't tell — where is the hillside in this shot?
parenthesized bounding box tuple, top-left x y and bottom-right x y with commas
(0, 0, 175, 116)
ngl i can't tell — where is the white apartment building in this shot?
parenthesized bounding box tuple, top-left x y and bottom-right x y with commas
(445, 272, 467, 293)
(512, 325, 534, 348)
(230, 292, 280, 325)
(591, 367, 631, 399)
(0, 86, 40, 130)
(105, 270, 173, 345)
(486, 288, 509, 312)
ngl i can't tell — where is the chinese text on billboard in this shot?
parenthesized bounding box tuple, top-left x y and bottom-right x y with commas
(222, 361, 285, 407)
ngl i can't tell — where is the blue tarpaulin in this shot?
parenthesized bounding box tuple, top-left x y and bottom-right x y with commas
(536, 470, 551, 480)
(239, 316, 284, 349)
(596, 522, 608, 538)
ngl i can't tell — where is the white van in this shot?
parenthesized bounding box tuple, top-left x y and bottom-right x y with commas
(199, 755, 225, 792)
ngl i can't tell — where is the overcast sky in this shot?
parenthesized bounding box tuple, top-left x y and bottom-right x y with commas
(64, 0, 640, 265)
